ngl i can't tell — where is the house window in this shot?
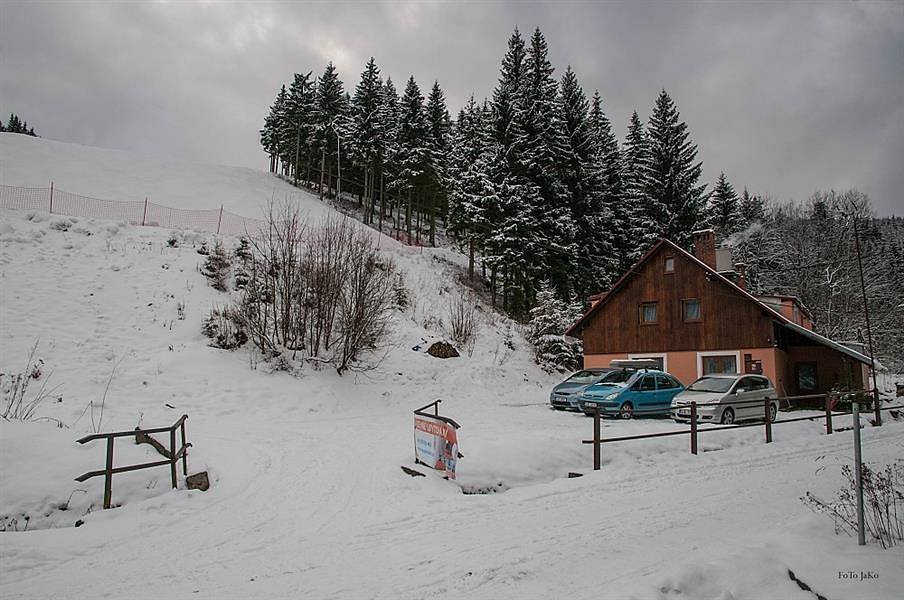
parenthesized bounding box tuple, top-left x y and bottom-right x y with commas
(664, 257, 675, 273)
(703, 355, 738, 375)
(640, 302, 658, 324)
(682, 298, 701, 322)
(797, 363, 818, 393)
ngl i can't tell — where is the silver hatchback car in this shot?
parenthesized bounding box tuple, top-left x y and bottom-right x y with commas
(671, 374, 778, 425)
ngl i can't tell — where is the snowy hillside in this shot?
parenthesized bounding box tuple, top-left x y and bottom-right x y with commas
(1, 139, 902, 599)
(0, 133, 334, 218)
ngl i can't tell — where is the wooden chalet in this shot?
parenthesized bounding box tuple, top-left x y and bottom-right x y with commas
(566, 230, 874, 396)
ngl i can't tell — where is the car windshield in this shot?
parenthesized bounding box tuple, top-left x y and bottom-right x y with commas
(565, 370, 607, 384)
(687, 377, 736, 393)
(601, 370, 632, 384)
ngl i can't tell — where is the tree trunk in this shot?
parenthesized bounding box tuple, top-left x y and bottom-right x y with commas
(468, 239, 474, 282)
(429, 197, 436, 247)
(379, 170, 385, 233)
(406, 190, 412, 245)
(319, 149, 325, 200)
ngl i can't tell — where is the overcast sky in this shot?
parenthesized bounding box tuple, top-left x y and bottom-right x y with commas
(2, 1, 902, 214)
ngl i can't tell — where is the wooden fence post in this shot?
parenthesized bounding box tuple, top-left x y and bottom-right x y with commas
(180, 420, 188, 476)
(764, 398, 773, 443)
(169, 428, 178, 489)
(690, 402, 698, 455)
(49, 181, 54, 214)
(142, 197, 148, 226)
(825, 395, 833, 435)
(103, 437, 114, 509)
(216, 205, 224, 235)
(593, 405, 601, 470)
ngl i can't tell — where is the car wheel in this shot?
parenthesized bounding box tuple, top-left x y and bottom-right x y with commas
(768, 403, 777, 423)
(619, 402, 634, 420)
(720, 407, 735, 425)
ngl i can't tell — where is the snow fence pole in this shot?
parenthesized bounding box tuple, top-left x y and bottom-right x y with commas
(853, 398, 865, 546)
(49, 181, 54, 214)
(825, 395, 833, 435)
(142, 197, 148, 226)
(764, 398, 773, 443)
(593, 406, 601, 470)
(216, 205, 223, 235)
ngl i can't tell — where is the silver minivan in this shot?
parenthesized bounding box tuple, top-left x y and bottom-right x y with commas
(671, 374, 778, 424)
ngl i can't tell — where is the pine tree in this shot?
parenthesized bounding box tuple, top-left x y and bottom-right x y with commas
(510, 27, 575, 308)
(560, 72, 617, 298)
(351, 57, 384, 221)
(586, 90, 624, 280)
(424, 80, 451, 245)
(376, 77, 401, 232)
(281, 72, 316, 185)
(314, 62, 347, 199)
(623, 110, 659, 261)
(448, 96, 495, 280)
(739, 187, 767, 227)
(395, 76, 430, 243)
(708, 172, 742, 238)
(645, 90, 708, 248)
(527, 281, 583, 372)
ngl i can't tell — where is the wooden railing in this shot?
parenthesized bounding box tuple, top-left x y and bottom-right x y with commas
(75, 415, 191, 509)
(584, 393, 902, 471)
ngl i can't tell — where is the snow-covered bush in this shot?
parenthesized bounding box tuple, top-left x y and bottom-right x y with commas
(526, 282, 583, 373)
(803, 461, 904, 549)
(393, 272, 409, 310)
(200, 239, 231, 292)
(233, 237, 252, 290)
(202, 307, 248, 350)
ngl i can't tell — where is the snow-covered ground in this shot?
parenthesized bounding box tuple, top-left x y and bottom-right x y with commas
(1, 137, 902, 599)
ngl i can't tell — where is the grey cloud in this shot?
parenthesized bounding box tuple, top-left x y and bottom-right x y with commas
(1, 1, 902, 214)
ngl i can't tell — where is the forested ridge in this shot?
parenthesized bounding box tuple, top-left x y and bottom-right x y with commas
(260, 27, 904, 370)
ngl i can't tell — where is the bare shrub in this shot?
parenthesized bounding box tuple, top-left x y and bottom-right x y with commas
(449, 292, 478, 347)
(335, 241, 396, 374)
(228, 203, 397, 373)
(1, 342, 60, 421)
(803, 461, 904, 549)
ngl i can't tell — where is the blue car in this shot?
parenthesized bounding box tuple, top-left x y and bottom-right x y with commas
(579, 370, 685, 419)
(549, 368, 636, 411)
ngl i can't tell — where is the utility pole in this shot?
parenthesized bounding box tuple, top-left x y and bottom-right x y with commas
(335, 122, 342, 201)
(851, 208, 881, 425)
(852, 398, 866, 546)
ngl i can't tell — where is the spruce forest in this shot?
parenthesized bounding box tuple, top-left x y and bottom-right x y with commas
(260, 27, 904, 369)
(1, 113, 38, 137)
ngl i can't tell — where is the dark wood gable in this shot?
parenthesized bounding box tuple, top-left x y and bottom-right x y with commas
(578, 242, 776, 355)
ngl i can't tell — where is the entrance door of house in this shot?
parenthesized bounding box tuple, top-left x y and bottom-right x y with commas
(796, 362, 818, 394)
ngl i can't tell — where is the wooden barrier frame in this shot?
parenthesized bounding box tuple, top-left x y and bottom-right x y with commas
(75, 415, 190, 509)
(585, 394, 902, 470)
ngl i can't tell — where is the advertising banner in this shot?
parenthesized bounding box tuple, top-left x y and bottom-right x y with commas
(414, 415, 459, 479)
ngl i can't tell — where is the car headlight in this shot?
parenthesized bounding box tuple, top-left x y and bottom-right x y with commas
(604, 392, 618, 400)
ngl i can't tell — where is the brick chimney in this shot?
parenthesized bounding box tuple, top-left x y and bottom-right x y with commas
(734, 262, 747, 291)
(692, 229, 716, 269)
